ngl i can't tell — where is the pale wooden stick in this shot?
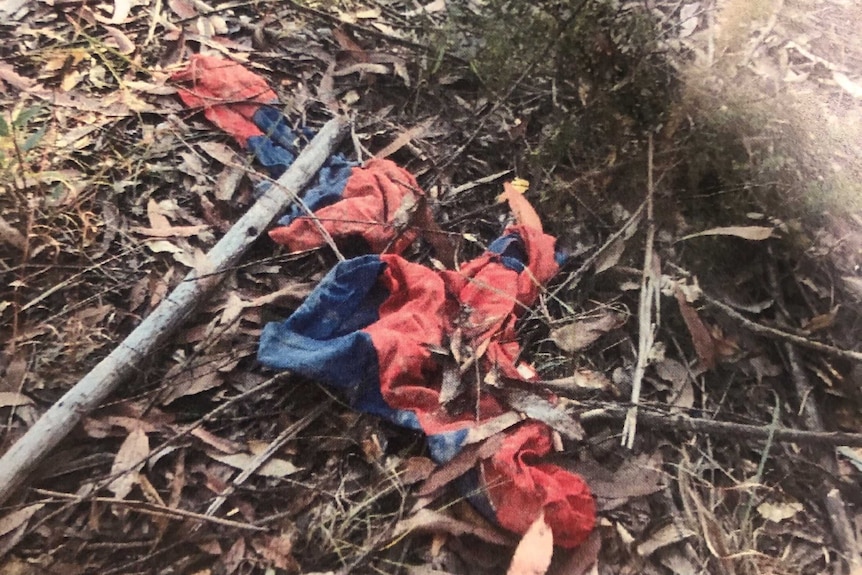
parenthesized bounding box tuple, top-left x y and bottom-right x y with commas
(0, 116, 350, 505)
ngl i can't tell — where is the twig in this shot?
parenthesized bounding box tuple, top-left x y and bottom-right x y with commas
(702, 293, 862, 363)
(766, 258, 861, 570)
(31, 489, 265, 531)
(579, 404, 862, 447)
(201, 400, 331, 519)
(622, 134, 658, 449)
(0, 117, 350, 506)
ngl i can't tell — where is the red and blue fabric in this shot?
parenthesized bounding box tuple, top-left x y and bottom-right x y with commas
(172, 55, 421, 254)
(258, 226, 596, 547)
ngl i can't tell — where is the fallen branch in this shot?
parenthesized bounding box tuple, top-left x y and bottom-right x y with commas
(0, 116, 350, 506)
(580, 404, 862, 447)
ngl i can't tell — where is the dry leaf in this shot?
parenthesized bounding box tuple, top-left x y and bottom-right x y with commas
(419, 434, 505, 496)
(147, 198, 171, 230)
(674, 288, 716, 369)
(103, 25, 135, 54)
(833, 72, 862, 99)
(0, 391, 33, 408)
(757, 500, 803, 523)
(637, 522, 695, 557)
(548, 529, 601, 575)
(110, 0, 132, 23)
(551, 310, 626, 353)
(678, 226, 774, 242)
(375, 117, 435, 159)
(392, 508, 513, 546)
(507, 511, 553, 575)
(0, 504, 44, 538)
(498, 181, 543, 231)
(108, 427, 149, 499)
(253, 533, 299, 571)
(206, 451, 299, 478)
(505, 390, 584, 440)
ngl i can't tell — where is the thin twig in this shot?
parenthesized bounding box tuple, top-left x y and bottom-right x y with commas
(622, 134, 657, 449)
(702, 293, 862, 363)
(579, 404, 862, 447)
(31, 489, 266, 531)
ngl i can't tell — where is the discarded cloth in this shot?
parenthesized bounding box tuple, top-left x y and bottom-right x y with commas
(258, 225, 596, 547)
(173, 55, 422, 254)
(175, 54, 596, 548)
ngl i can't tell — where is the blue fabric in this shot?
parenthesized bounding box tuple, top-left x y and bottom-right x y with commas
(248, 106, 356, 220)
(488, 233, 527, 272)
(258, 255, 416, 426)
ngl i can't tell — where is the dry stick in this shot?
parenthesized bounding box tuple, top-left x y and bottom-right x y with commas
(0, 116, 350, 506)
(765, 259, 861, 570)
(622, 134, 658, 449)
(579, 404, 862, 447)
(31, 488, 264, 531)
(703, 294, 862, 363)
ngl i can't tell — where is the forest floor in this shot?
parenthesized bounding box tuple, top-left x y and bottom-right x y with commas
(2, 0, 862, 574)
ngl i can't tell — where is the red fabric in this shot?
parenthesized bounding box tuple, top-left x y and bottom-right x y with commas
(442, 225, 560, 379)
(482, 422, 596, 548)
(171, 54, 277, 144)
(269, 158, 424, 254)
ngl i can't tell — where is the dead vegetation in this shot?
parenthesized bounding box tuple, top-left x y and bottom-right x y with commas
(1, 0, 862, 574)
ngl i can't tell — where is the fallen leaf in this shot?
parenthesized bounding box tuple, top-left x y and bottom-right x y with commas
(375, 117, 435, 159)
(757, 500, 803, 523)
(678, 226, 774, 242)
(674, 288, 716, 369)
(108, 427, 149, 499)
(253, 533, 299, 571)
(103, 25, 135, 54)
(551, 310, 626, 353)
(507, 511, 553, 575)
(497, 181, 543, 231)
(0, 504, 44, 538)
(111, 0, 132, 23)
(419, 434, 505, 496)
(206, 451, 299, 478)
(392, 508, 513, 546)
(637, 522, 695, 557)
(505, 390, 584, 440)
(0, 391, 33, 408)
(542, 370, 617, 395)
(130, 224, 211, 238)
(147, 198, 171, 230)
(833, 72, 862, 99)
(548, 529, 601, 575)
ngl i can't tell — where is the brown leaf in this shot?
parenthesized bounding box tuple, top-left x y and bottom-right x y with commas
(678, 225, 774, 242)
(0, 504, 44, 538)
(146, 198, 171, 230)
(221, 537, 246, 575)
(110, 0, 132, 23)
(107, 427, 149, 499)
(393, 509, 513, 546)
(130, 224, 211, 238)
(548, 529, 601, 575)
(674, 288, 716, 369)
(0, 215, 27, 251)
(374, 118, 435, 159)
(637, 522, 695, 557)
(542, 370, 617, 395)
(0, 62, 41, 92)
(506, 511, 553, 575)
(551, 310, 626, 353)
(206, 451, 299, 478)
(0, 392, 33, 408)
(398, 457, 436, 485)
(102, 25, 135, 54)
(505, 390, 584, 441)
(419, 434, 506, 496)
(253, 533, 299, 571)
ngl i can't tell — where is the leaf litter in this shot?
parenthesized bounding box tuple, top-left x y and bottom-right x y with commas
(1, 0, 862, 573)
